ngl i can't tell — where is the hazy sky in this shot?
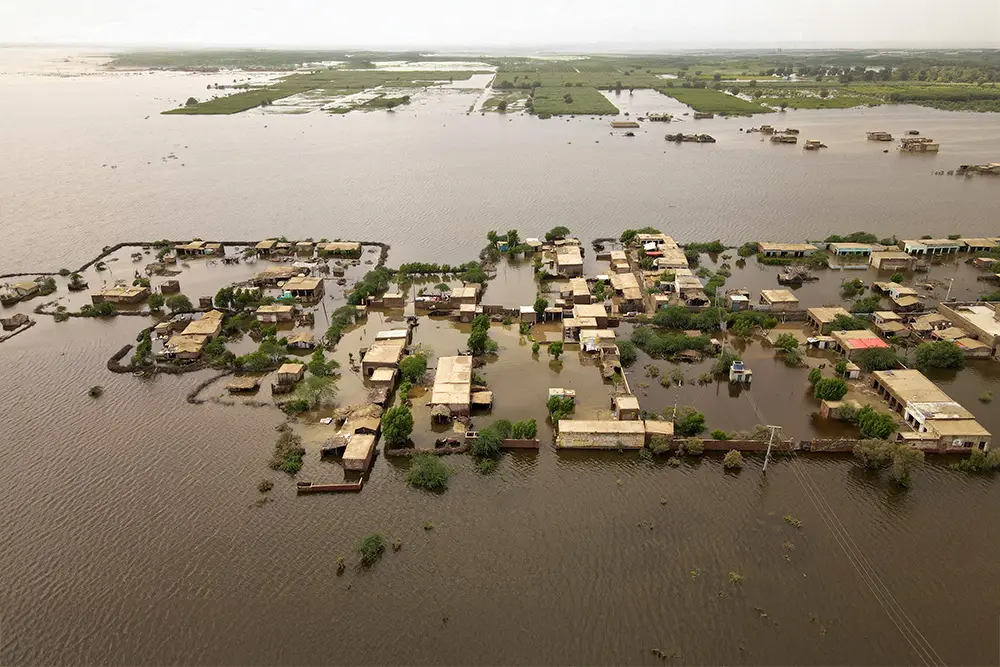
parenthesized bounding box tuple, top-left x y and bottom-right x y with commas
(3, 0, 998, 49)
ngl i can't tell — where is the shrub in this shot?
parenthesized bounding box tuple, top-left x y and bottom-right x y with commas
(850, 295, 882, 314)
(359, 533, 386, 566)
(914, 341, 965, 371)
(679, 438, 704, 456)
(808, 368, 822, 385)
(269, 430, 305, 474)
(382, 406, 414, 447)
(257, 479, 273, 493)
(547, 395, 574, 422)
(814, 378, 848, 401)
(979, 391, 994, 403)
(834, 360, 848, 376)
(519, 322, 531, 335)
(856, 405, 898, 439)
(405, 454, 452, 491)
(544, 226, 571, 242)
(772, 333, 799, 352)
(475, 458, 498, 474)
(711, 429, 729, 440)
(831, 314, 869, 331)
(674, 409, 706, 436)
(511, 419, 537, 439)
(840, 278, 865, 298)
(548, 341, 563, 360)
(723, 450, 745, 470)
(855, 347, 902, 372)
(280, 398, 309, 414)
(471, 426, 503, 459)
(951, 448, 1000, 473)
(531, 342, 540, 355)
(148, 293, 165, 310)
(88, 385, 104, 398)
(533, 297, 548, 316)
(852, 440, 924, 487)
(649, 435, 673, 455)
(617, 340, 637, 367)
(890, 272, 904, 283)
(399, 354, 427, 383)
(81, 302, 117, 317)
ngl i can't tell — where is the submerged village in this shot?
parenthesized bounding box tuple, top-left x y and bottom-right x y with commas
(3, 227, 1000, 494)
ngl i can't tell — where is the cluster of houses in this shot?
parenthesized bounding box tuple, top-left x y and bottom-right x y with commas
(757, 237, 1000, 267)
(156, 309, 224, 360)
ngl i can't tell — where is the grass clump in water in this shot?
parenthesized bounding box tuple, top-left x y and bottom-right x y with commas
(257, 479, 274, 493)
(88, 385, 104, 398)
(722, 450, 745, 470)
(269, 428, 305, 475)
(979, 391, 993, 403)
(728, 571, 745, 585)
(359, 533, 386, 566)
(405, 453, 452, 491)
(784, 514, 802, 528)
(474, 458, 498, 475)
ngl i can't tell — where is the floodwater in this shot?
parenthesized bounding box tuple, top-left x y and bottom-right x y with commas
(3, 47, 1000, 665)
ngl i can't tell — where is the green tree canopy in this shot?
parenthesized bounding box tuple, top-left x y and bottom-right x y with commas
(382, 406, 414, 447)
(814, 377, 848, 401)
(914, 341, 965, 371)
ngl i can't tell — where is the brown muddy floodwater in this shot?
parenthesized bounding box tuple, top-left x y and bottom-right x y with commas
(2, 48, 1000, 665)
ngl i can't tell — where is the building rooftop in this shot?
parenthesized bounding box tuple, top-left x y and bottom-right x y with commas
(180, 310, 224, 337)
(277, 362, 305, 376)
(255, 304, 295, 314)
(874, 311, 901, 321)
(343, 433, 377, 462)
(829, 242, 873, 251)
(93, 285, 148, 299)
(892, 296, 921, 308)
(901, 238, 962, 247)
(284, 276, 323, 291)
(807, 306, 851, 323)
(758, 242, 818, 252)
(614, 395, 640, 411)
(287, 332, 314, 345)
(832, 329, 891, 350)
(323, 241, 361, 252)
(960, 238, 998, 248)
(760, 289, 799, 304)
(430, 355, 473, 406)
(873, 370, 964, 407)
(610, 272, 640, 292)
(374, 329, 409, 341)
(369, 367, 397, 383)
(956, 337, 990, 351)
(926, 418, 991, 437)
(948, 305, 1000, 336)
(255, 239, 278, 250)
(573, 303, 608, 320)
(871, 251, 913, 260)
(556, 420, 647, 449)
(364, 340, 406, 365)
(165, 334, 207, 354)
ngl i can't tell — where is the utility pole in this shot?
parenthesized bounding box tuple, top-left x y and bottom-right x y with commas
(944, 277, 955, 302)
(762, 425, 782, 473)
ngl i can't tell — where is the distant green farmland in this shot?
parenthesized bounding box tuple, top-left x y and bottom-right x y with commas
(656, 88, 771, 116)
(530, 87, 619, 116)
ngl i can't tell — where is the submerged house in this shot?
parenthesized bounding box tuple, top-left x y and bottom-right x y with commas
(756, 242, 818, 258)
(429, 355, 473, 418)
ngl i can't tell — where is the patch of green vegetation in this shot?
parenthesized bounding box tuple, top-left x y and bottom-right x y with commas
(269, 428, 305, 475)
(359, 532, 386, 566)
(760, 95, 872, 109)
(530, 86, 618, 115)
(405, 453, 452, 491)
(658, 87, 770, 115)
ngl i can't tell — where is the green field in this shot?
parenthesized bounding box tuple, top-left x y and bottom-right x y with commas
(758, 95, 875, 110)
(164, 69, 486, 114)
(657, 87, 771, 115)
(530, 86, 619, 116)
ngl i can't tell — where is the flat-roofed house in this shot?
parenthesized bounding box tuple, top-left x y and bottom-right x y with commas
(375, 328, 412, 345)
(806, 307, 851, 334)
(255, 304, 295, 323)
(180, 310, 224, 340)
(295, 241, 315, 256)
(937, 303, 1000, 353)
(828, 242, 872, 258)
(451, 284, 480, 306)
(831, 329, 891, 360)
(175, 240, 224, 256)
(759, 289, 800, 311)
(898, 239, 962, 255)
(569, 278, 591, 304)
(960, 238, 998, 253)
(275, 362, 306, 386)
(282, 275, 324, 301)
(286, 331, 315, 350)
(163, 334, 208, 360)
(756, 242, 818, 258)
(871, 370, 990, 451)
(91, 285, 150, 305)
(429, 355, 473, 417)
(555, 246, 584, 277)
(870, 251, 917, 271)
(254, 239, 278, 256)
(556, 420, 646, 449)
(342, 434, 377, 471)
(572, 303, 608, 328)
(253, 266, 298, 286)
(321, 241, 362, 258)
(361, 340, 406, 377)
(613, 395, 640, 421)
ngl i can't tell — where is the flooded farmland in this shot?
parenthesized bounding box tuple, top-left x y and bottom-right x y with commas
(2, 48, 1000, 666)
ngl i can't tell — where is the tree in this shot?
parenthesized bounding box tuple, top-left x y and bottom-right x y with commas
(773, 333, 799, 352)
(148, 293, 165, 310)
(307, 349, 338, 377)
(547, 395, 574, 422)
(471, 425, 503, 459)
(544, 226, 571, 242)
(166, 294, 193, 313)
(468, 329, 489, 355)
(890, 272, 905, 284)
(814, 377, 848, 401)
(405, 453, 452, 491)
(674, 409, 706, 437)
(534, 297, 548, 316)
(854, 347, 902, 372)
(434, 282, 450, 295)
(617, 340, 637, 367)
(497, 100, 508, 111)
(851, 295, 882, 313)
(856, 405, 898, 439)
(382, 406, 414, 447)
(723, 450, 744, 469)
(506, 229, 521, 249)
(549, 341, 564, 360)
(831, 314, 869, 331)
(914, 341, 965, 371)
(185, 97, 199, 107)
(399, 354, 428, 383)
(808, 368, 822, 385)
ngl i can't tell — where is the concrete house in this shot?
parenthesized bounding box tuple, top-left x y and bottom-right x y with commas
(828, 243, 872, 258)
(321, 242, 362, 258)
(937, 303, 1000, 353)
(282, 276, 324, 301)
(898, 239, 962, 256)
(429, 355, 473, 417)
(361, 340, 406, 377)
(91, 285, 150, 305)
(555, 246, 584, 277)
(174, 241, 223, 256)
(274, 362, 306, 386)
(831, 329, 891, 360)
(612, 395, 640, 421)
(759, 289, 800, 311)
(756, 242, 818, 258)
(806, 307, 852, 334)
(255, 304, 295, 323)
(870, 252, 917, 271)
(556, 420, 646, 449)
(180, 310, 224, 340)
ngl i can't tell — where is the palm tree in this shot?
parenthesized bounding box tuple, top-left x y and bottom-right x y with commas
(506, 229, 520, 249)
(486, 230, 500, 245)
(434, 282, 450, 295)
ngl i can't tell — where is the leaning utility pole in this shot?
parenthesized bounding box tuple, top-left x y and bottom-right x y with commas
(762, 425, 782, 473)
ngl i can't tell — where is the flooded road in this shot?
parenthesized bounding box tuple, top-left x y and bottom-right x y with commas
(2, 48, 1000, 665)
